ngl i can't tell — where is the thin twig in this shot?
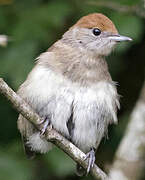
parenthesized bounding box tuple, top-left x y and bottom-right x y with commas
(0, 35, 8, 47)
(0, 78, 108, 180)
(87, 1, 145, 19)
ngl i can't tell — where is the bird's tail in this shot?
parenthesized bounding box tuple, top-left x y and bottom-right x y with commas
(18, 114, 52, 158)
(76, 163, 86, 176)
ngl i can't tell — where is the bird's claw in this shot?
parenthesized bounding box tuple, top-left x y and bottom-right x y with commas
(38, 116, 52, 136)
(84, 148, 96, 174)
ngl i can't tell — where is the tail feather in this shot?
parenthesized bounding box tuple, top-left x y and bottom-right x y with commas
(76, 164, 86, 176)
(18, 114, 52, 155)
(22, 136, 36, 159)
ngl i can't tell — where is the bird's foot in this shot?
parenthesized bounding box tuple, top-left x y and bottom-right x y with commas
(84, 148, 96, 174)
(38, 116, 52, 135)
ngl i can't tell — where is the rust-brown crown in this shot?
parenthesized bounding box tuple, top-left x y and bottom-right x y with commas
(72, 13, 118, 34)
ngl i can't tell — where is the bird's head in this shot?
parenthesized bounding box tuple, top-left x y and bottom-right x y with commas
(62, 13, 132, 56)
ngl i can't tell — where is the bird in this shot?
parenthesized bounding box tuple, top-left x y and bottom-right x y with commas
(17, 13, 132, 176)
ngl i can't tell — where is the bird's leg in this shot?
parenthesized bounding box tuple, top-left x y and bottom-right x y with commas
(84, 148, 96, 174)
(38, 115, 52, 135)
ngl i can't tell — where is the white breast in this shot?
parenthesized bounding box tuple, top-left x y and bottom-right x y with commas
(71, 82, 119, 152)
(19, 66, 119, 153)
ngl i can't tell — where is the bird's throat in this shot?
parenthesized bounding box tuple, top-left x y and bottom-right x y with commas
(39, 41, 112, 86)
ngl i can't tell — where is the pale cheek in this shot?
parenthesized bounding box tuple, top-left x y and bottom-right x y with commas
(85, 38, 116, 55)
(100, 42, 116, 55)
(94, 40, 116, 55)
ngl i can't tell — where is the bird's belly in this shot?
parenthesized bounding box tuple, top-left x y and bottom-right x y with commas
(28, 68, 118, 152)
(49, 82, 117, 152)
(72, 105, 108, 152)
(71, 88, 114, 152)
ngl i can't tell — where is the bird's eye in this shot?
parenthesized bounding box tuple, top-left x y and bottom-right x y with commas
(92, 28, 101, 36)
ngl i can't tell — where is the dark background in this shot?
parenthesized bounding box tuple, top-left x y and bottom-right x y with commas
(0, 0, 145, 179)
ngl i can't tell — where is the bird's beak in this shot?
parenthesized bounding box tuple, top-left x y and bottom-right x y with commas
(108, 34, 132, 42)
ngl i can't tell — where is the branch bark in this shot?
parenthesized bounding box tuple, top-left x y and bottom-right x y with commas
(109, 82, 145, 180)
(0, 78, 108, 180)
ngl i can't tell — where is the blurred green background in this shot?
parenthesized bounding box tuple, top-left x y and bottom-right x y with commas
(0, 0, 145, 179)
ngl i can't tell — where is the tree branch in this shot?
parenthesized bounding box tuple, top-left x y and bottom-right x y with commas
(0, 78, 108, 180)
(0, 35, 8, 47)
(109, 81, 145, 180)
(87, 1, 145, 19)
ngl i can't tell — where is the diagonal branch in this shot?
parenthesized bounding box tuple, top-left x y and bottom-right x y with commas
(109, 81, 145, 180)
(0, 78, 108, 180)
(87, 1, 145, 19)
